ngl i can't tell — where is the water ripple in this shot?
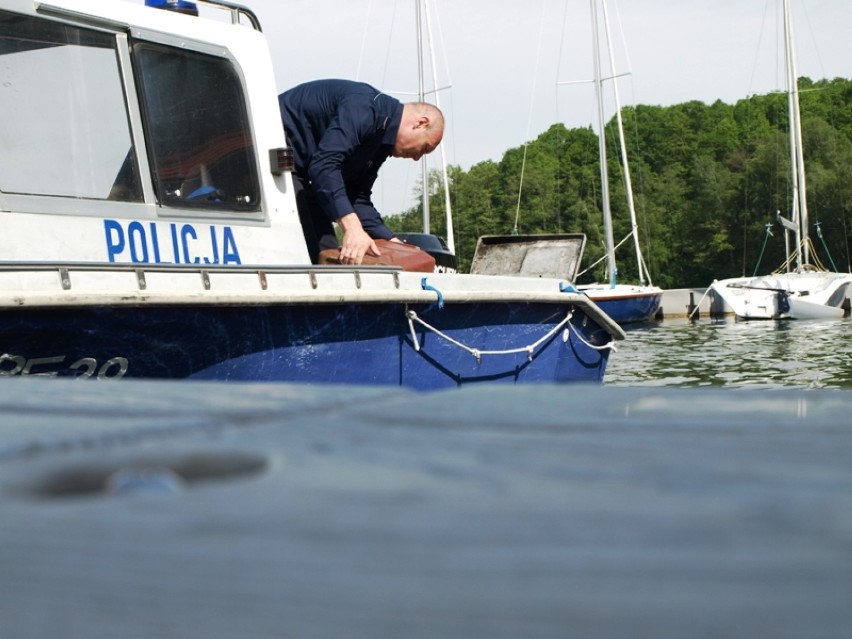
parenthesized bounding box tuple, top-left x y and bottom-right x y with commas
(605, 318, 852, 389)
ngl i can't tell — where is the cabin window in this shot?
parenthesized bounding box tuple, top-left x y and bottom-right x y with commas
(133, 43, 260, 211)
(0, 12, 142, 202)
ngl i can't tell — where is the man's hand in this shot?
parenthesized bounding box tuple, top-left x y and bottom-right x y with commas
(337, 213, 380, 265)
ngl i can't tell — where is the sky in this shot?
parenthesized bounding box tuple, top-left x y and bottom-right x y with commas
(241, 0, 852, 218)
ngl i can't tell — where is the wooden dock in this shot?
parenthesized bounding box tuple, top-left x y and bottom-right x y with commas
(1, 379, 850, 638)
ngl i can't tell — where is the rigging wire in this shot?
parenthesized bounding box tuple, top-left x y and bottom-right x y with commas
(512, 0, 549, 236)
(739, 0, 774, 277)
(610, 0, 656, 283)
(428, 0, 459, 252)
(550, 0, 570, 232)
(382, 1, 400, 90)
(421, 0, 455, 251)
(355, 0, 373, 81)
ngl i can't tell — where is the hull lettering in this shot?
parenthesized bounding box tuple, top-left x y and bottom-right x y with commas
(105, 220, 241, 265)
(1, 353, 128, 379)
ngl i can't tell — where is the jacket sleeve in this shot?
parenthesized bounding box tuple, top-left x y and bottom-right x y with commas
(306, 99, 376, 222)
(350, 160, 394, 240)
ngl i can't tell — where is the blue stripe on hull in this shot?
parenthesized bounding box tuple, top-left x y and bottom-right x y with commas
(593, 295, 662, 325)
(0, 302, 612, 389)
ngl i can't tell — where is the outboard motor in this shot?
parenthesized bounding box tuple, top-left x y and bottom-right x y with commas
(776, 290, 791, 316)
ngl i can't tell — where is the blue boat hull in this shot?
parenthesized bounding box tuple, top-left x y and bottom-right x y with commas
(0, 301, 613, 389)
(579, 287, 663, 324)
(588, 294, 662, 325)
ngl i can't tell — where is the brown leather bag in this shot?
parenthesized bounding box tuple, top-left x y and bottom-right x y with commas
(318, 239, 436, 273)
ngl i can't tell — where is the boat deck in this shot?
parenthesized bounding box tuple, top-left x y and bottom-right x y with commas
(1, 379, 850, 638)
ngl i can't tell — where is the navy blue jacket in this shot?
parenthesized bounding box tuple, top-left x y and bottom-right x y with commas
(278, 80, 402, 239)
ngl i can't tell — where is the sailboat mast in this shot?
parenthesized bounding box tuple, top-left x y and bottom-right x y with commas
(591, 0, 617, 288)
(422, 0, 455, 253)
(415, 0, 430, 234)
(599, 0, 650, 286)
(783, 0, 809, 269)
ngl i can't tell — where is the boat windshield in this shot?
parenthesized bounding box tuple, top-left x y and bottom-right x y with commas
(132, 42, 260, 211)
(0, 11, 142, 201)
(0, 9, 261, 213)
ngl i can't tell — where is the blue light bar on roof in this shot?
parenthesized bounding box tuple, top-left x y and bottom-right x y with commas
(145, 0, 199, 16)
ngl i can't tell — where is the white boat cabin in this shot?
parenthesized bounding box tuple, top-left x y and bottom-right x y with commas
(0, 0, 310, 265)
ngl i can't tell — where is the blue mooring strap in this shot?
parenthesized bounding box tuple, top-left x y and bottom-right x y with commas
(559, 281, 579, 293)
(421, 277, 444, 309)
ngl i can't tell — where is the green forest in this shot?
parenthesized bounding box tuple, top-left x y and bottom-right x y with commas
(386, 77, 852, 289)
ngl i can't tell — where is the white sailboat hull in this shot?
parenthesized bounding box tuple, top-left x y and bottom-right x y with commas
(711, 272, 852, 320)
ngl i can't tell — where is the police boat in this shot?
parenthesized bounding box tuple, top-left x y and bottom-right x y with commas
(0, 0, 623, 387)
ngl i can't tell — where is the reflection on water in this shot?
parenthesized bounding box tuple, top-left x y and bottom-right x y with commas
(604, 317, 852, 389)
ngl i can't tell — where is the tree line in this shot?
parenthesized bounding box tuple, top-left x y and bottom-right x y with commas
(387, 76, 852, 289)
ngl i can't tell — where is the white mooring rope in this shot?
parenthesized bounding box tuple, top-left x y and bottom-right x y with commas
(405, 309, 615, 365)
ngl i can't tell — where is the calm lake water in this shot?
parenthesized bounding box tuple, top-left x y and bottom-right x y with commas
(604, 316, 852, 389)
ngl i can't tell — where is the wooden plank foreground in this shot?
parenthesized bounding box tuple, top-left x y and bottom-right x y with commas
(1, 379, 851, 639)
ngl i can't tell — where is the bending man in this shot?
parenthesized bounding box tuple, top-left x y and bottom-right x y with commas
(279, 79, 444, 265)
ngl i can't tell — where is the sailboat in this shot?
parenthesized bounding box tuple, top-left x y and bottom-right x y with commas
(710, 0, 852, 320)
(467, 0, 660, 324)
(575, 0, 663, 324)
